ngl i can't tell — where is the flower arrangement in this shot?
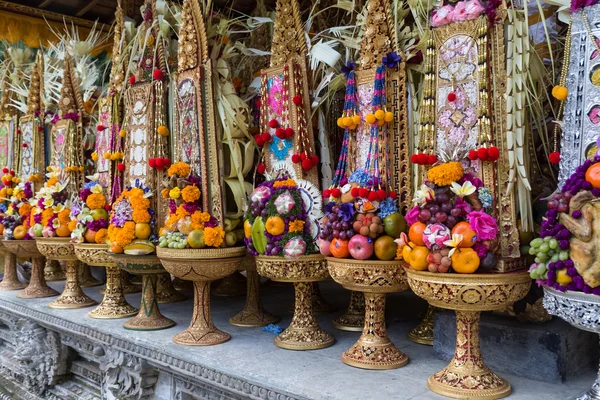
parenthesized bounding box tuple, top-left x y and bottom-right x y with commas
(108, 180, 156, 255)
(244, 176, 315, 258)
(528, 158, 600, 295)
(69, 174, 111, 244)
(158, 162, 236, 249)
(30, 167, 73, 238)
(0, 177, 35, 240)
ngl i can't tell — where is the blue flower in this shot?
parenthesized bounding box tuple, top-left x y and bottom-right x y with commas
(378, 197, 398, 219)
(382, 52, 401, 69)
(338, 202, 355, 222)
(341, 61, 355, 77)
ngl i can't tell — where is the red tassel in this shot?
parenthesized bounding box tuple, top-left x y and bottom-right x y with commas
(310, 155, 319, 166)
(155, 158, 165, 170)
(549, 152, 561, 164)
(331, 188, 341, 198)
(162, 158, 171, 167)
(129, 75, 136, 85)
(487, 146, 500, 161)
(275, 128, 286, 139)
(323, 189, 331, 198)
(117, 163, 125, 172)
(292, 95, 302, 106)
(447, 92, 456, 102)
(148, 158, 156, 168)
(388, 191, 397, 200)
(285, 127, 294, 138)
(376, 189, 387, 201)
(261, 132, 272, 143)
(268, 119, 279, 129)
(410, 154, 419, 164)
(477, 148, 489, 161)
(468, 150, 479, 160)
(427, 154, 438, 165)
(301, 159, 312, 171)
(358, 188, 369, 198)
(37, 126, 43, 132)
(291, 154, 302, 164)
(367, 191, 378, 202)
(22, 143, 28, 148)
(417, 153, 428, 165)
(97, 125, 106, 132)
(257, 163, 266, 174)
(152, 69, 164, 80)
(351, 187, 359, 197)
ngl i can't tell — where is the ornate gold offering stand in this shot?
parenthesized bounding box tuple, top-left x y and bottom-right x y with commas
(100, 271, 141, 295)
(74, 243, 137, 319)
(44, 260, 66, 281)
(406, 269, 531, 399)
(36, 238, 97, 309)
(229, 256, 279, 327)
(407, 305, 436, 345)
(156, 273, 186, 304)
(79, 264, 103, 288)
(2, 240, 58, 298)
(256, 254, 334, 350)
(112, 254, 175, 331)
(327, 258, 409, 369)
(157, 247, 245, 345)
(332, 291, 364, 331)
(213, 272, 247, 297)
(0, 240, 26, 290)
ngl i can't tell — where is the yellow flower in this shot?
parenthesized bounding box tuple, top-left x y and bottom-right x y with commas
(11, 177, 20, 184)
(288, 220, 305, 232)
(169, 187, 181, 199)
(181, 185, 201, 203)
(427, 162, 464, 187)
(52, 204, 65, 213)
(204, 226, 225, 247)
(91, 152, 99, 161)
(91, 184, 103, 194)
(6, 207, 13, 216)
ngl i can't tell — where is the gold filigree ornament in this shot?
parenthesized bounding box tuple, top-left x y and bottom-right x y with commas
(0, 240, 27, 291)
(405, 269, 531, 399)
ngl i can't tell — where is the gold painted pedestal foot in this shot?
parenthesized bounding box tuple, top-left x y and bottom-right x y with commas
(311, 282, 335, 314)
(156, 273, 186, 304)
(101, 271, 141, 295)
(79, 263, 103, 288)
(0, 249, 26, 291)
(407, 305, 436, 346)
(405, 269, 532, 399)
(89, 265, 138, 319)
(214, 271, 246, 297)
(44, 259, 65, 281)
(333, 291, 364, 331)
(230, 257, 279, 327)
(172, 277, 192, 290)
(2, 240, 58, 298)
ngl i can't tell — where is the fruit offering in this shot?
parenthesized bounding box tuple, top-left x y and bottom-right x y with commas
(69, 174, 110, 244)
(529, 158, 600, 295)
(30, 167, 74, 239)
(0, 177, 35, 240)
(244, 176, 315, 258)
(402, 168, 499, 274)
(108, 182, 156, 255)
(158, 161, 233, 250)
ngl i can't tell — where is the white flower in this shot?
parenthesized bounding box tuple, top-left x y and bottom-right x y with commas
(90, 184, 103, 194)
(52, 204, 65, 213)
(443, 234, 464, 258)
(450, 181, 476, 198)
(52, 218, 61, 229)
(43, 197, 54, 208)
(412, 184, 435, 205)
(86, 173, 100, 182)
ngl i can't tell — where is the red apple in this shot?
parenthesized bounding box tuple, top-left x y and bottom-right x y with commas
(348, 234, 374, 260)
(318, 238, 332, 256)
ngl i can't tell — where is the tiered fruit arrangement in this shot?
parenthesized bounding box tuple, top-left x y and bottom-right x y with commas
(244, 176, 316, 258)
(402, 165, 499, 274)
(528, 158, 600, 295)
(158, 162, 234, 249)
(69, 174, 110, 244)
(0, 175, 35, 240)
(30, 167, 74, 239)
(107, 182, 156, 255)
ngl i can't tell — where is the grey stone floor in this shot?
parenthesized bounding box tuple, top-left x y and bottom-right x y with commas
(0, 275, 596, 400)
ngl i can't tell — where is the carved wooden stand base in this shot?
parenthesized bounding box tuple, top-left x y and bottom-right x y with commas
(124, 274, 175, 331)
(79, 264, 103, 288)
(49, 261, 97, 309)
(156, 273, 186, 304)
(17, 256, 58, 299)
(230, 269, 279, 327)
(342, 293, 408, 370)
(44, 259, 65, 281)
(213, 271, 246, 297)
(275, 282, 335, 350)
(333, 291, 365, 331)
(407, 305, 436, 346)
(89, 265, 138, 319)
(100, 271, 142, 295)
(0, 252, 26, 291)
(428, 311, 510, 399)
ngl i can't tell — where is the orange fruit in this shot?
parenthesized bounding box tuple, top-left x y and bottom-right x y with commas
(135, 223, 151, 240)
(451, 222, 477, 248)
(84, 229, 97, 243)
(244, 220, 252, 238)
(55, 223, 71, 237)
(408, 222, 426, 246)
(408, 245, 430, 271)
(265, 216, 285, 236)
(374, 235, 397, 261)
(402, 242, 415, 263)
(111, 242, 124, 254)
(13, 225, 27, 240)
(329, 238, 350, 258)
(0, 224, 5, 235)
(586, 163, 600, 189)
(451, 248, 480, 273)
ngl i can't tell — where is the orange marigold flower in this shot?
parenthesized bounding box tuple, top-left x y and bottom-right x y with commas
(108, 221, 136, 247)
(58, 209, 71, 224)
(68, 219, 77, 232)
(41, 208, 54, 226)
(181, 185, 201, 203)
(204, 226, 225, 248)
(46, 178, 58, 187)
(95, 228, 108, 244)
(161, 188, 170, 199)
(18, 204, 32, 218)
(86, 193, 106, 210)
(167, 162, 191, 178)
(176, 205, 190, 219)
(132, 209, 151, 223)
(191, 211, 210, 226)
(288, 220, 305, 232)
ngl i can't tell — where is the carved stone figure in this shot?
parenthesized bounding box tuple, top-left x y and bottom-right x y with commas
(100, 348, 157, 400)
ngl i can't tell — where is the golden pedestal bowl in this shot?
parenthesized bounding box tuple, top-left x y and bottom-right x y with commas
(405, 269, 531, 400)
(0, 239, 27, 291)
(229, 255, 279, 327)
(157, 246, 246, 346)
(327, 258, 409, 370)
(73, 243, 138, 319)
(407, 305, 437, 346)
(332, 291, 365, 332)
(255, 254, 335, 351)
(2, 240, 58, 298)
(44, 259, 65, 281)
(35, 237, 96, 309)
(111, 253, 175, 331)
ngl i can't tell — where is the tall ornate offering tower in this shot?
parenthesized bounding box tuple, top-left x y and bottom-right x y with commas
(0, 57, 19, 172)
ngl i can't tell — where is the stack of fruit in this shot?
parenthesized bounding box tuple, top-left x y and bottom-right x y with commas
(30, 168, 74, 239)
(402, 167, 499, 274)
(69, 174, 110, 244)
(0, 177, 35, 240)
(158, 161, 232, 250)
(244, 177, 315, 258)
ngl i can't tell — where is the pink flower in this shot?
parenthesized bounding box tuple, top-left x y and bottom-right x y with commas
(431, 5, 454, 26)
(405, 206, 420, 226)
(454, 197, 472, 215)
(467, 211, 498, 241)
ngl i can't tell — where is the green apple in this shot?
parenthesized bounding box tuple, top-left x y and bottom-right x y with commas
(90, 208, 109, 221)
(383, 213, 406, 238)
(187, 229, 206, 249)
(33, 223, 43, 237)
(225, 232, 237, 247)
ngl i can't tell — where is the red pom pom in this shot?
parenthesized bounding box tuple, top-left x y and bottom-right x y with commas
(331, 188, 342, 198)
(268, 119, 279, 129)
(323, 189, 331, 198)
(152, 69, 164, 80)
(37, 126, 43, 132)
(162, 158, 171, 167)
(291, 154, 302, 164)
(148, 158, 156, 168)
(129, 75, 136, 85)
(549, 151, 561, 164)
(257, 163, 266, 174)
(16, 129, 21, 135)
(477, 148, 489, 161)
(104, 204, 112, 211)
(9, 170, 14, 176)
(376, 189, 387, 201)
(468, 150, 479, 160)
(254, 134, 264, 146)
(2, 168, 8, 174)
(358, 188, 369, 198)
(487, 146, 500, 161)
(447, 92, 456, 102)
(301, 153, 308, 161)
(156, 158, 166, 170)
(410, 154, 419, 164)
(117, 163, 125, 172)
(22, 143, 28, 148)
(367, 191, 378, 202)
(417, 153, 428, 165)
(97, 125, 106, 132)
(275, 128, 286, 139)
(310, 155, 319, 166)
(292, 95, 302, 106)
(261, 132, 272, 143)
(351, 187, 360, 197)
(388, 191, 397, 200)
(301, 159, 313, 171)
(427, 154, 438, 165)
(285, 127, 294, 138)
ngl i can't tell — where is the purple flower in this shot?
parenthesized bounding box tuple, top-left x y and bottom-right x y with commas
(460, 173, 484, 189)
(341, 62, 355, 77)
(50, 114, 60, 125)
(454, 197, 473, 215)
(88, 219, 108, 231)
(338, 202, 354, 223)
(34, 213, 42, 224)
(204, 216, 218, 228)
(183, 202, 199, 214)
(79, 188, 92, 202)
(466, 210, 498, 241)
(382, 51, 401, 69)
(405, 206, 420, 226)
(572, 210, 582, 219)
(472, 242, 488, 258)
